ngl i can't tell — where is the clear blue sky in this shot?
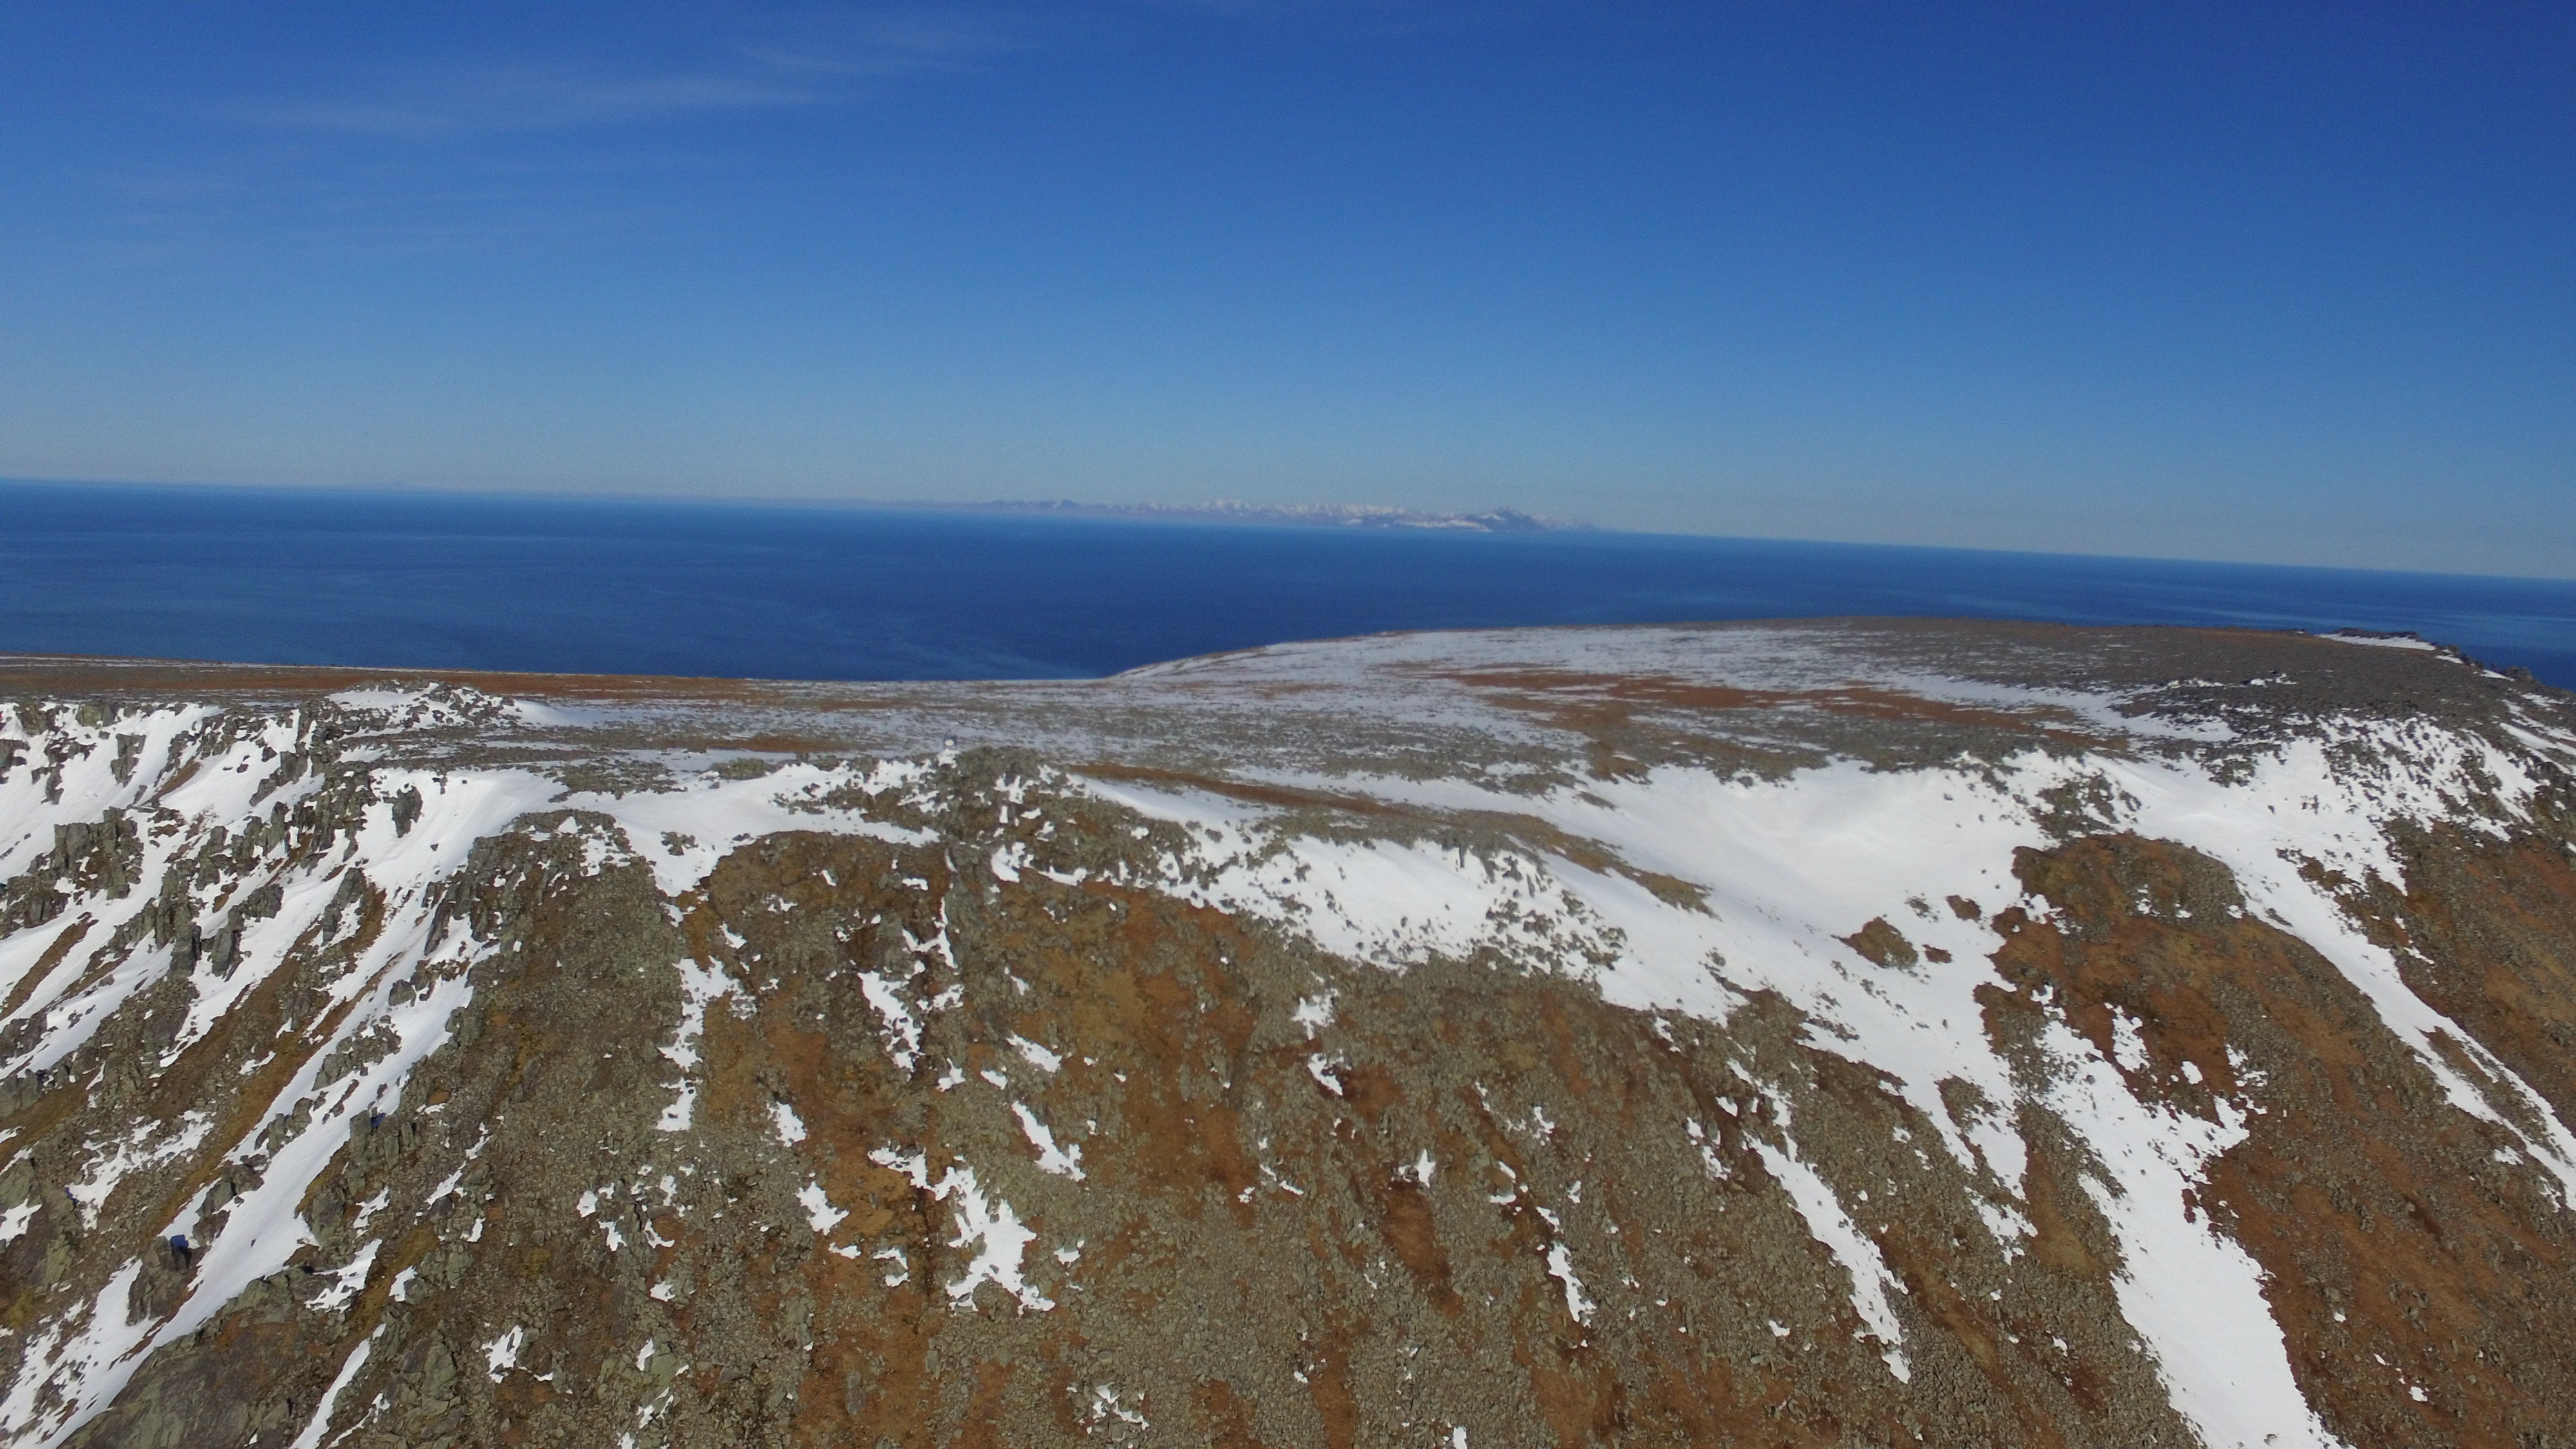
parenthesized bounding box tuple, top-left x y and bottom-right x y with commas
(3, 3, 2569, 575)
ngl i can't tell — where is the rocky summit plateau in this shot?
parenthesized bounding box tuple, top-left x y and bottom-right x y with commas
(0, 620, 2571, 1449)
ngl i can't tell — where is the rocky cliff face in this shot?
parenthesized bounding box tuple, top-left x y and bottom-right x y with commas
(0, 621, 2570, 1449)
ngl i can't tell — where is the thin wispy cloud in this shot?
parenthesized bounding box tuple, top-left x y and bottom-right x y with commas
(743, 8, 1040, 77)
(234, 6, 1044, 143)
(106, 6, 1045, 256)
(222, 1, 1491, 144)
(236, 61, 830, 142)
(78, 0, 1504, 261)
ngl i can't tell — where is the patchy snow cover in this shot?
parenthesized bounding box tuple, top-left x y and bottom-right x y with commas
(656, 958, 731, 1133)
(1747, 1108, 1911, 1383)
(565, 758, 934, 898)
(0, 704, 210, 882)
(797, 1182, 849, 1235)
(1534, 1205, 1595, 1328)
(934, 1166, 1052, 1312)
(0, 700, 1008, 1444)
(855, 970, 925, 1071)
(0, 627, 2563, 1444)
(1009, 1035, 1063, 1074)
(2317, 631, 2440, 652)
(1011, 1103, 1086, 1180)
(1291, 990, 1336, 1037)
(63, 1114, 211, 1229)
(484, 1324, 527, 1381)
(770, 1100, 808, 1146)
(2033, 1016, 2340, 1447)
(1067, 709, 2572, 1447)
(0, 748, 548, 1448)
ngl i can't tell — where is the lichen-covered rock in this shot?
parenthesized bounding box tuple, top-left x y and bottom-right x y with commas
(0, 621, 2568, 1447)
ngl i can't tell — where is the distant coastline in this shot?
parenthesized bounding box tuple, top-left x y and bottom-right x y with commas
(959, 498, 1587, 533)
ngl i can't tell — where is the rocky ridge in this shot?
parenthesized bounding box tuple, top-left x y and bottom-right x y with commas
(0, 620, 2569, 1447)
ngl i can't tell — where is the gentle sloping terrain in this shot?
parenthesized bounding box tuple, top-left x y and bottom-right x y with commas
(0, 620, 2570, 1448)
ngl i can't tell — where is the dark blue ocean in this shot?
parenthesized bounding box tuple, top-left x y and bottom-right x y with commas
(3, 480, 2571, 687)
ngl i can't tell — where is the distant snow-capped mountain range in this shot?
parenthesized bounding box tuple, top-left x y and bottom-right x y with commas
(965, 499, 1585, 531)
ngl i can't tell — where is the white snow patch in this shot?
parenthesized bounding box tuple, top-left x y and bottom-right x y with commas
(484, 1325, 526, 1382)
(658, 958, 731, 1132)
(1749, 1126, 1911, 1383)
(1531, 1205, 1595, 1328)
(935, 1166, 1052, 1312)
(1011, 1103, 1086, 1180)
(1291, 990, 1337, 1037)
(565, 761, 932, 898)
(2036, 1014, 2343, 1446)
(797, 1182, 849, 1235)
(772, 1101, 808, 1146)
(2316, 631, 2439, 652)
(855, 972, 923, 1072)
(310, 1239, 379, 1314)
(284, 1325, 381, 1449)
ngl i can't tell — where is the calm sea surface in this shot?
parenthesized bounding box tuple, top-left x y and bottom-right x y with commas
(4, 480, 2571, 687)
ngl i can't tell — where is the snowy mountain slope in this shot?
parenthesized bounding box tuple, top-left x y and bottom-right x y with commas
(0, 620, 2569, 1447)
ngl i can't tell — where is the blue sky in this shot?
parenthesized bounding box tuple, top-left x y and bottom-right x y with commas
(2, 2, 2570, 575)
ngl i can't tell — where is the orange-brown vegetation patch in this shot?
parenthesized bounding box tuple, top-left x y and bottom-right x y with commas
(1375, 1177, 1461, 1313)
(1841, 916, 1919, 970)
(1521, 1345, 1625, 1449)
(1193, 1378, 1273, 1449)
(1305, 1331, 1360, 1449)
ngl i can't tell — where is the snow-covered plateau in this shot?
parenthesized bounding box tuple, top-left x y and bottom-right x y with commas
(0, 619, 2568, 1448)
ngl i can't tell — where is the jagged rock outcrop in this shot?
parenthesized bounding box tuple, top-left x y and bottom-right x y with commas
(0, 621, 2569, 1448)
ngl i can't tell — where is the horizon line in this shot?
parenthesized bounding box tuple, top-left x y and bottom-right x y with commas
(5, 472, 2573, 588)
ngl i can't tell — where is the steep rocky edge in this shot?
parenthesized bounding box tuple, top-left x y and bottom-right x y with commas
(0, 619, 2569, 1448)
